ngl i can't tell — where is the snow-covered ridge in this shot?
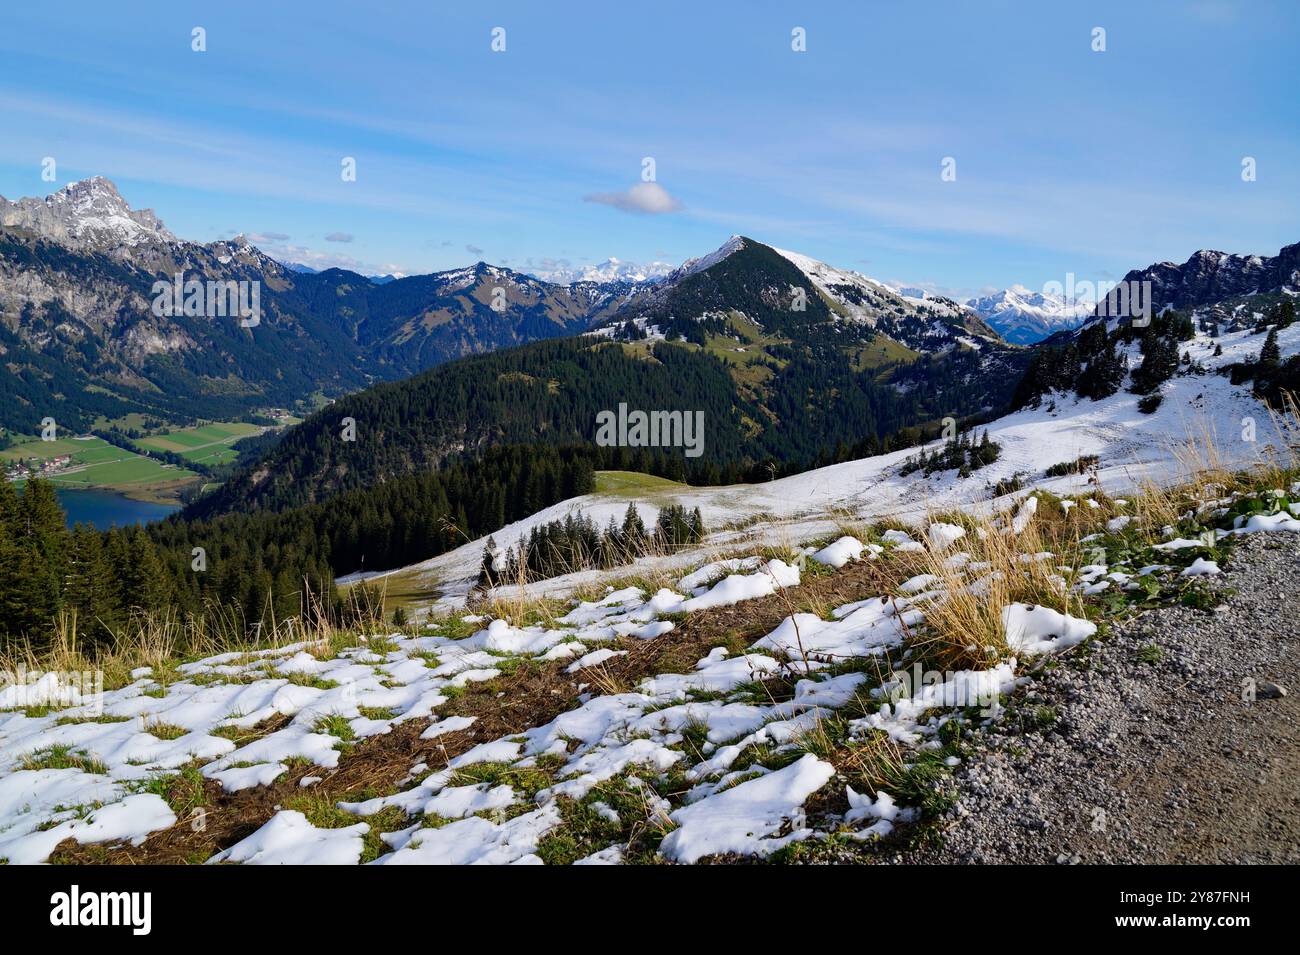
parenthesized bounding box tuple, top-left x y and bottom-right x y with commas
(771, 246, 996, 346)
(671, 234, 748, 281)
(1097, 242, 1300, 318)
(774, 245, 894, 327)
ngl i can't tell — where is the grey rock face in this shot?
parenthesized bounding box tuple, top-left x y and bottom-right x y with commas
(0, 177, 176, 254)
(1107, 243, 1300, 315)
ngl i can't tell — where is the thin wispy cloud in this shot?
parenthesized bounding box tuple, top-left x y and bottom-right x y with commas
(0, 2, 1295, 289)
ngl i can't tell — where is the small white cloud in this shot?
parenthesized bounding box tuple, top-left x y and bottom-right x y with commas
(248, 231, 290, 242)
(584, 182, 683, 215)
(465, 244, 484, 257)
(324, 232, 353, 243)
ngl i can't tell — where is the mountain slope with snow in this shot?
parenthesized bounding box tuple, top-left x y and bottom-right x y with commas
(1110, 243, 1300, 316)
(362, 318, 1299, 612)
(598, 236, 1002, 354)
(0, 178, 656, 427)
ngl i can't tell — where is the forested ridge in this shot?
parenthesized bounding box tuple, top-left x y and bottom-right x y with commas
(0, 445, 593, 647)
(0, 232, 370, 433)
(189, 324, 1027, 518)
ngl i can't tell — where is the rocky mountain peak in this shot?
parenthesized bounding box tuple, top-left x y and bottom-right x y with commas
(0, 175, 176, 254)
(1094, 241, 1300, 318)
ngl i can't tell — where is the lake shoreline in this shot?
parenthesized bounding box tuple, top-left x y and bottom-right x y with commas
(54, 486, 180, 529)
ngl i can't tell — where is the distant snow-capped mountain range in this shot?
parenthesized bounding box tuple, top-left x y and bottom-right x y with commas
(3, 176, 1295, 436)
(964, 285, 1096, 345)
(525, 257, 675, 285)
(528, 252, 1094, 346)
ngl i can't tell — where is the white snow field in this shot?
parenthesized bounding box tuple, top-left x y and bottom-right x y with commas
(5, 478, 1299, 864)
(341, 320, 1300, 614)
(0, 533, 1022, 863)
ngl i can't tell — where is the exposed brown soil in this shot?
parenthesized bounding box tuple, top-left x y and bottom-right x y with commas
(52, 560, 895, 864)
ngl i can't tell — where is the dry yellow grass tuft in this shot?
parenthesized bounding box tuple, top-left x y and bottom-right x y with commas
(905, 507, 1085, 672)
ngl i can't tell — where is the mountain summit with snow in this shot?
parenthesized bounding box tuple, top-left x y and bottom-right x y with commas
(600, 235, 1000, 351)
(0, 176, 176, 253)
(966, 284, 1095, 345)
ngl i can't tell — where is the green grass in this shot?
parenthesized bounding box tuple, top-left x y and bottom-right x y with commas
(21, 746, 109, 775)
(284, 673, 339, 690)
(610, 316, 786, 394)
(336, 567, 442, 619)
(1, 436, 87, 461)
(593, 470, 688, 496)
(280, 794, 408, 863)
(144, 721, 188, 740)
(850, 334, 922, 371)
(55, 713, 131, 726)
(449, 757, 562, 797)
(129, 766, 208, 817)
(1135, 642, 1164, 664)
(314, 714, 357, 743)
(134, 421, 262, 466)
(3, 435, 196, 487)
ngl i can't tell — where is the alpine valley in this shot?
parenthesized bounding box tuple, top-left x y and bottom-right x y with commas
(7, 0, 1300, 877)
(0, 178, 653, 433)
(2, 179, 1295, 529)
(3, 179, 1300, 871)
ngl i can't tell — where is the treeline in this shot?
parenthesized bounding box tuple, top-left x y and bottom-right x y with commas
(1013, 311, 1197, 408)
(479, 503, 706, 586)
(899, 430, 1001, 477)
(0, 444, 595, 650)
(0, 481, 174, 644)
(189, 325, 1029, 519)
(624, 241, 835, 346)
(1045, 454, 1100, 477)
(183, 337, 752, 516)
(1229, 322, 1300, 405)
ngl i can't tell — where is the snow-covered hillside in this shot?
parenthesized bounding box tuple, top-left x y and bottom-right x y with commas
(346, 319, 1299, 613)
(5, 307, 1298, 866)
(775, 247, 980, 330)
(7, 466, 1298, 864)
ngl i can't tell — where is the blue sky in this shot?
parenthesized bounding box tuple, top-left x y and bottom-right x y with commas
(1, 0, 1297, 297)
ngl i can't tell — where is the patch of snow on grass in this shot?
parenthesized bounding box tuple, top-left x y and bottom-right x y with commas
(658, 754, 835, 863)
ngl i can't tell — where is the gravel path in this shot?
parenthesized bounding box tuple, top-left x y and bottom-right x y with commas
(916, 532, 1300, 864)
